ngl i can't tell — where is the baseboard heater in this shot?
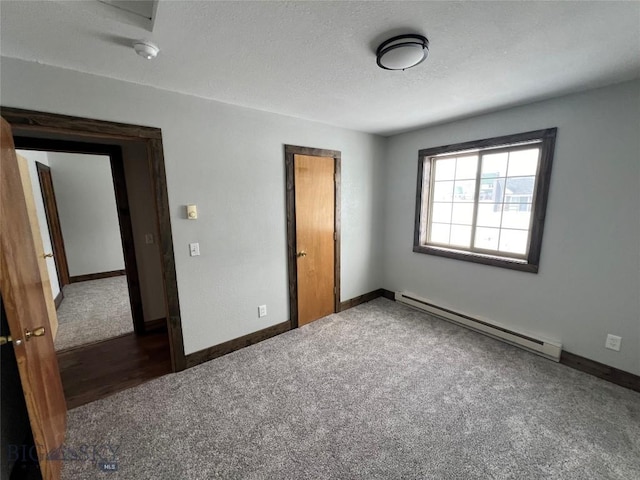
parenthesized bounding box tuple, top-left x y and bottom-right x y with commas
(395, 292, 562, 362)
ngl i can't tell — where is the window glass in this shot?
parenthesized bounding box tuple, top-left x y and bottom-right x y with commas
(415, 129, 556, 272)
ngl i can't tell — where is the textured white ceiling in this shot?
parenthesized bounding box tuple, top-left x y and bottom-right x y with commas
(1, 1, 639, 135)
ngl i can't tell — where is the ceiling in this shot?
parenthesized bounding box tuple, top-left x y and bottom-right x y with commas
(97, 0, 155, 19)
(1, 1, 639, 136)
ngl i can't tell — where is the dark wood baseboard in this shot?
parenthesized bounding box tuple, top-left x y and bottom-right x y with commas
(54, 290, 63, 309)
(380, 288, 395, 300)
(69, 269, 126, 283)
(145, 318, 167, 333)
(182, 288, 638, 394)
(339, 289, 383, 311)
(560, 351, 640, 393)
(185, 321, 291, 368)
(344, 288, 638, 392)
(185, 288, 397, 370)
(339, 288, 395, 312)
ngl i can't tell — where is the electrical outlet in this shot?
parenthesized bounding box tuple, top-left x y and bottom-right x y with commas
(145, 233, 154, 244)
(258, 305, 267, 318)
(605, 334, 621, 351)
(189, 242, 200, 257)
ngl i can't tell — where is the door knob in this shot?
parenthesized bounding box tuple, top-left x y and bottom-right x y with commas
(24, 326, 46, 341)
(297, 251, 307, 258)
(43, 253, 54, 258)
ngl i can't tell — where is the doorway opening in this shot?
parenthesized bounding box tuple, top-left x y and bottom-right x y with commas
(3, 107, 185, 409)
(284, 145, 341, 328)
(17, 145, 145, 352)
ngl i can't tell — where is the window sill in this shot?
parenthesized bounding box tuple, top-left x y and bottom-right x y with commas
(413, 244, 539, 273)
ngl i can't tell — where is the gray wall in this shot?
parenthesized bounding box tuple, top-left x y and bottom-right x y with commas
(382, 80, 640, 375)
(4, 57, 636, 376)
(0, 57, 386, 355)
(47, 152, 125, 277)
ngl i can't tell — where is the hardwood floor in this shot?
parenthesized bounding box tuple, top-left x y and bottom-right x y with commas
(57, 331, 172, 409)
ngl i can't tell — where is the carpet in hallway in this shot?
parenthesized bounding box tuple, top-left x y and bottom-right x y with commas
(55, 276, 134, 351)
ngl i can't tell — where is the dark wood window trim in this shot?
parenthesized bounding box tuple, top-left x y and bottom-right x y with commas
(284, 144, 341, 328)
(414, 128, 557, 273)
(1, 107, 186, 372)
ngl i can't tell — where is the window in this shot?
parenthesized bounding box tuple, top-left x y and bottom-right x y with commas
(414, 128, 557, 272)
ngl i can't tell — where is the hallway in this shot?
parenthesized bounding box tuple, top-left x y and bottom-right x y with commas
(55, 276, 133, 351)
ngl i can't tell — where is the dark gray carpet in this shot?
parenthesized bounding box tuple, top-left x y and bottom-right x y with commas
(55, 276, 133, 351)
(61, 298, 640, 479)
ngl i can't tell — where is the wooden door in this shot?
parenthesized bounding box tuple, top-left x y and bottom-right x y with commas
(36, 161, 70, 289)
(294, 154, 335, 326)
(17, 155, 59, 339)
(1, 118, 67, 480)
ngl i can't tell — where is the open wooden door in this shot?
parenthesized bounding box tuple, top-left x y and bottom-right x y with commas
(17, 155, 59, 339)
(36, 161, 70, 290)
(1, 117, 67, 479)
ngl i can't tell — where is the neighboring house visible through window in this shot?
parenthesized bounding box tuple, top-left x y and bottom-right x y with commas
(414, 128, 557, 272)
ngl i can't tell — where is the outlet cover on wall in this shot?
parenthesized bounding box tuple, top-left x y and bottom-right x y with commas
(605, 334, 622, 351)
(189, 242, 200, 257)
(258, 305, 267, 318)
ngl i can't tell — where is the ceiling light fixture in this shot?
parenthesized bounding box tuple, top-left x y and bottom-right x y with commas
(376, 34, 429, 71)
(133, 40, 159, 60)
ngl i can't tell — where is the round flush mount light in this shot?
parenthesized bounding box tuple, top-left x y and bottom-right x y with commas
(376, 34, 429, 71)
(133, 40, 159, 60)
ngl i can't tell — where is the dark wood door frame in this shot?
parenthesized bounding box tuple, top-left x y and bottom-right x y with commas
(35, 162, 70, 290)
(2, 107, 186, 372)
(18, 138, 146, 336)
(284, 144, 341, 329)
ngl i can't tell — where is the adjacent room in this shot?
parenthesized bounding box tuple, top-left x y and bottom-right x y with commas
(17, 149, 136, 350)
(0, 1, 638, 479)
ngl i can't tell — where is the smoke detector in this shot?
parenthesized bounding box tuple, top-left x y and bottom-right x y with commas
(133, 40, 159, 60)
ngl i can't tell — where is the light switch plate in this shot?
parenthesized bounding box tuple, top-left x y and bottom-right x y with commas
(605, 334, 621, 351)
(189, 242, 200, 257)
